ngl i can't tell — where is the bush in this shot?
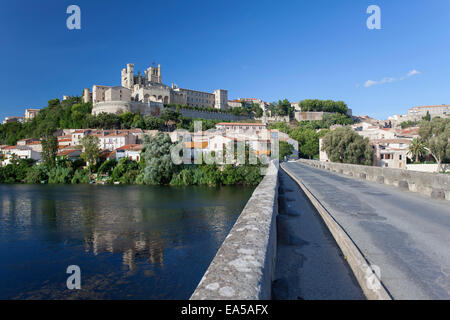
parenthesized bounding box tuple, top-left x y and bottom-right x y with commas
(24, 164, 49, 184)
(71, 168, 90, 184)
(48, 166, 74, 184)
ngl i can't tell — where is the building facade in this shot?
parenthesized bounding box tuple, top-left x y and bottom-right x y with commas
(84, 63, 229, 115)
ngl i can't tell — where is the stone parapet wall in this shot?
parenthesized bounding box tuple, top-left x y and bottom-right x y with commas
(191, 161, 279, 300)
(299, 159, 450, 201)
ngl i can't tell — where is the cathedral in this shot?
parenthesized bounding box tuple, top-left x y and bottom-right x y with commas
(83, 63, 228, 116)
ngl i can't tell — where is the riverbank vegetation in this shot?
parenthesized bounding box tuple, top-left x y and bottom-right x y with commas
(0, 132, 266, 186)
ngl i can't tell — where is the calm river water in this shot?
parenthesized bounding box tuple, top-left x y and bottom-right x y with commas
(0, 184, 254, 299)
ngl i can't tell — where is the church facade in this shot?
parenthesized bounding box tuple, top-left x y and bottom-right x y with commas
(83, 63, 229, 116)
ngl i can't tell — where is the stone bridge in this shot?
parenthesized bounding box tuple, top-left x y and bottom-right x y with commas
(191, 160, 450, 300)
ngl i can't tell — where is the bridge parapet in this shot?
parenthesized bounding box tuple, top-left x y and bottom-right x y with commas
(191, 161, 279, 300)
(298, 159, 450, 201)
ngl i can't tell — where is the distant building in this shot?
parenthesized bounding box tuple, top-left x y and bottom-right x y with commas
(84, 63, 230, 116)
(24, 108, 40, 121)
(2, 116, 24, 124)
(1, 146, 41, 166)
(371, 139, 411, 169)
(115, 144, 143, 162)
(408, 105, 449, 118)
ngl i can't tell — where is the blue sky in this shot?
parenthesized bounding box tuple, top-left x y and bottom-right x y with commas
(0, 0, 449, 120)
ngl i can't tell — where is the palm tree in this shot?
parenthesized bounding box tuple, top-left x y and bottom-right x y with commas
(408, 138, 427, 163)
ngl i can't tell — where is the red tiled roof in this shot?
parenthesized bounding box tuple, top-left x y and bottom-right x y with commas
(27, 141, 41, 145)
(57, 149, 79, 157)
(116, 144, 142, 151)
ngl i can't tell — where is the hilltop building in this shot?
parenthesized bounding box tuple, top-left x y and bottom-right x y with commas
(83, 63, 229, 116)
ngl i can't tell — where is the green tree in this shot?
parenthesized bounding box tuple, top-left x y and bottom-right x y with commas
(321, 127, 373, 165)
(279, 141, 294, 160)
(418, 117, 450, 172)
(291, 128, 319, 159)
(80, 135, 100, 171)
(25, 164, 49, 184)
(141, 133, 175, 185)
(41, 134, 58, 167)
(408, 138, 427, 163)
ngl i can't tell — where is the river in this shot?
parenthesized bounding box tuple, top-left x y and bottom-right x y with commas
(0, 184, 254, 299)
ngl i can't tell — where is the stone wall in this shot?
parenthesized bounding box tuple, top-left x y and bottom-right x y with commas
(170, 107, 252, 121)
(299, 159, 450, 201)
(191, 161, 279, 300)
(294, 111, 332, 121)
(92, 101, 162, 116)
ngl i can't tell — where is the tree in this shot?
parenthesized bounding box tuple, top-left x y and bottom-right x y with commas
(422, 111, 431, 122)
(321, 127, 373, 165)
(290, 128, 319, 159)
(41, 134, 58, 167)
(140, 133, 175, 185)
(419, 117, 450, 172)
(298, 99, 348, 115)
(279, 141, 294, 161)
(80, 135, 100, 171)
(408, 138, 427, 163)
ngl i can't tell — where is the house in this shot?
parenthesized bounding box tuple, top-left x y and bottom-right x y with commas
(371, 139, 412, 169)
(1, 146, 42, 166)
(98, 131, 137, 150)
(115, 144, 143, 162)
(58, 135, 73, 147)
(57, 149, 82, 161)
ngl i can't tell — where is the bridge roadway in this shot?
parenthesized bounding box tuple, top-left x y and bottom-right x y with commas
(282, 161, 450, 300)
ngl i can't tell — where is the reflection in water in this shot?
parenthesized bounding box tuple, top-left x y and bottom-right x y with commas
(0, 184, 254, 299)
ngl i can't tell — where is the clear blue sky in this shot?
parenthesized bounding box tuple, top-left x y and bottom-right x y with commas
(1, 0, 449, 120)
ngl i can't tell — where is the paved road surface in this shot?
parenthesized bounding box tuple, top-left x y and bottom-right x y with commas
(273, 169, 365, 300)
(282, 161, 450, 300)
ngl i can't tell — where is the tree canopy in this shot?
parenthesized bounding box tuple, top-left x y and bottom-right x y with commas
(321, 127, 373, 165)
(298, 99, 348, 115)
(418, 117, 450, 172)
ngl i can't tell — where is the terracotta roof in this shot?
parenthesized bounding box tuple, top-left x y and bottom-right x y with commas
(58, 139, 72, 143)
(184, 141, 208, 149)
(1, 145, 15, 150)
(102, 132, 129, 138)
(255, 150, 271, 156)
(116, 144, 142, 151)
(57, 149, 79, 157)
(27, 141, 41, 145)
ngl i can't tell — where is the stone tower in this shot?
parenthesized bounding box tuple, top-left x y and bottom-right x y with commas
(146, 64, 162, 84)
(83, 88, 92, 103)
(121, 63, 135, 89)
